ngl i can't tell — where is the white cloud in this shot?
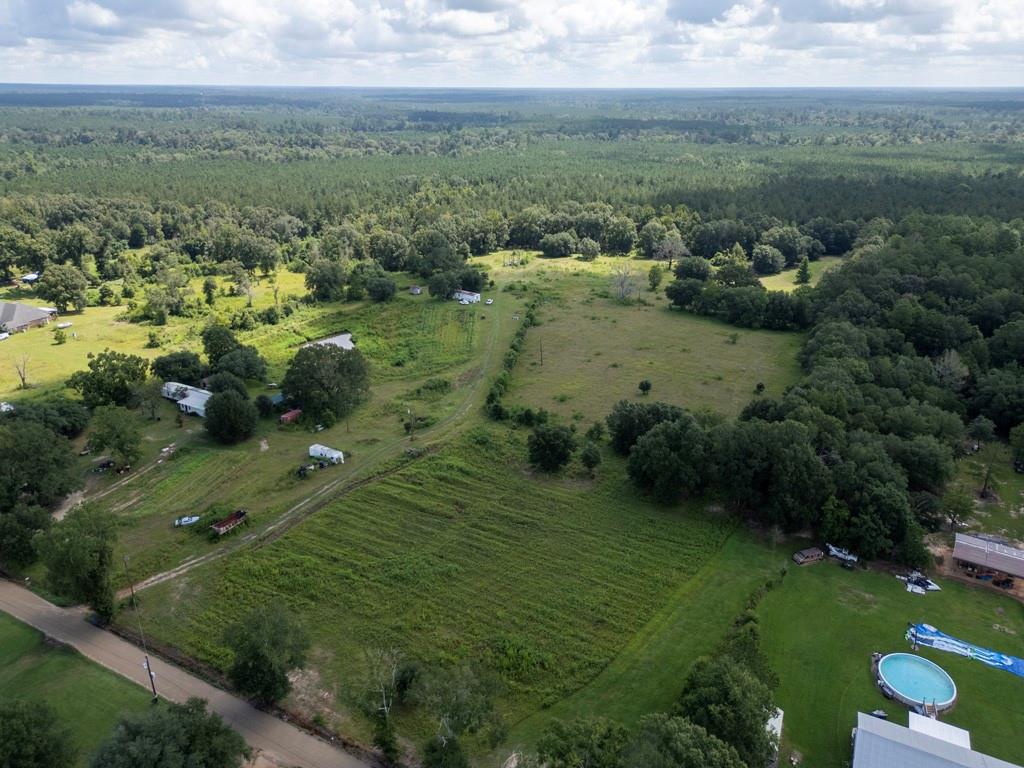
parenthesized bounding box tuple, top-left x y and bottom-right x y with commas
(0, 0, 1019, 85)
(66, 1, 119, 29)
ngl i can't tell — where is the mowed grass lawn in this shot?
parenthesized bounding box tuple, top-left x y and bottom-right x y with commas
(758, 561, 1024, 766)
(136, 427, 741, 748)
(0, 303, 161, 400)
(480, 255, 802, 422)
(759, 255, 845, 293)
(0, 613, 152, 766)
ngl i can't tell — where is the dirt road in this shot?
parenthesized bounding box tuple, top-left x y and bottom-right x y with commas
(0, 580, 369, 768)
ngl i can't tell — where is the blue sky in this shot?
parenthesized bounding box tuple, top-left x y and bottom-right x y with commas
(0, 0, 1021, 87)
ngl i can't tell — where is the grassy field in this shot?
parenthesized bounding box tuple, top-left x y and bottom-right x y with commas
(0, 613, 152, 765)
(0, 268, 480, 400)
(135, 427, 740, 746)
(952, 442, 1024, 542)
(759, 256, 844, 293)
(478, 253, 803, 422)
(758, 560, 1024, 766)
(506, 532, 786, 747)
(80, 289, 510, 585)
(0, 302, 163, 400)
(3, 267, 510, 586)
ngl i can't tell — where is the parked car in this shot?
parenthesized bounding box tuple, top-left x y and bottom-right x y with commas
(485, 298, 494, 305)
(174, 515, 200, 527)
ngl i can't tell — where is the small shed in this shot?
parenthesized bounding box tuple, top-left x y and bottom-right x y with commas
(410, 285, 423, 295)
(280, 408, 302, 424)
(793, 547, 824, 566)
(309, 444, 344, 464)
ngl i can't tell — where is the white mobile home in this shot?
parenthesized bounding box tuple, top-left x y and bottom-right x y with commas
(161, 381, 213, 418)
(309, 444, 344, 464)
(452, 290, 481, 303)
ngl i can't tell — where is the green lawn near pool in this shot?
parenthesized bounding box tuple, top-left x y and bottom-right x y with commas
(758, 560, 1024, 766)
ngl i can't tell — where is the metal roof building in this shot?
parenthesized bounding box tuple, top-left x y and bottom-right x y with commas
(0, 302, 55, 332)
(852, 712, 1021, 768)
(953, 534, 1024, 579)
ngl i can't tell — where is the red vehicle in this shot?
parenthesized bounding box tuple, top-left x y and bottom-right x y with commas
(211, 509, 247, 536)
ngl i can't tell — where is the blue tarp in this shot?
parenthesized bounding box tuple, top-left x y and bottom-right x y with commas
(907, 623, 1024, 678)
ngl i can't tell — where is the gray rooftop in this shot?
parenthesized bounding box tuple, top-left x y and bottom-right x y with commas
(853, 713, 1021, 768)
(0, 302, 53, 330)
(953, 533, 1024, 579)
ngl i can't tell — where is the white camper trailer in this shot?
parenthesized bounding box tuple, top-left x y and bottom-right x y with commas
(309, 444, 344, 464)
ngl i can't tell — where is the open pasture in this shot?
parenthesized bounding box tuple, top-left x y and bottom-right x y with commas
(476, 254, 803, 422)
(0, 613, 152, 766)
(758, 560, 1024, 766)
(759, 255, 845, 292)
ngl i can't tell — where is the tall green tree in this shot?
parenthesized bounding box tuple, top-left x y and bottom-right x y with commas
(282, 345, 370, 423)
(621, 714, 746, 768)
(794, 256, 811, 284)
(527, 424, 577, 472)
(151, 351, 203, 385)
(536, 717, 629, 768)
(67, 349, 149, 408)
(0, 700, 76, 768)
(0, 421, 78, 510)
(90, 698, 249, 768)
(628, 416, 710, 502)
(37, 264, 88, 313)
(224, 605, 310, 704)
(201, 324, 241, 367)
(305, 259, 347, 302)
(40, 505, 117, 622)
(87, 405, 142, 467)
(675, 656, 776, 768)
(204, 391, 258, 444)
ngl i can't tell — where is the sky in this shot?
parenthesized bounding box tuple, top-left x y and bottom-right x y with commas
(0, 0, 1021, 88)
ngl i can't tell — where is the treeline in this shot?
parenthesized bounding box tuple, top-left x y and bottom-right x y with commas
(648, 213, 1024, 564)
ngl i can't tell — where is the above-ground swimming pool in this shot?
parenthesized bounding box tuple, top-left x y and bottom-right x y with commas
(877, 653, 957, 711)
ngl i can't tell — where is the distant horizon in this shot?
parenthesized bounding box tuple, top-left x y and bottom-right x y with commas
(1, 83, 1022, 92)
(2, 1, 1020, 90)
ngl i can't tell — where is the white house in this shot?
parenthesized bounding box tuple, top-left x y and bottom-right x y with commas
(309, 444, 344, 464)
(453, 289, 481, 303)
(161, 381, 213, 418)
(851, 711, 1021, 768)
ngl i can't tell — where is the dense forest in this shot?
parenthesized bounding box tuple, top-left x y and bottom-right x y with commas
(3, 89, 1024, 568)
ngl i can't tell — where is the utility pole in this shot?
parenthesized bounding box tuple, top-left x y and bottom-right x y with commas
(407, 406, 416, 442)
(539, 338, 544, 367)
(123, 556, 159, 702)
